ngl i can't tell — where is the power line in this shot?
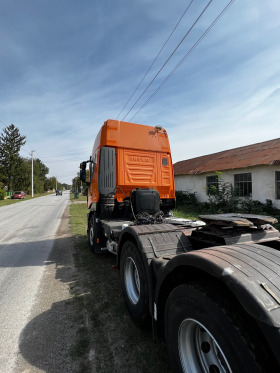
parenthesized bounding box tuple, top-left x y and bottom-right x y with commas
(116, 0, 194, 120)
(20, 148, 30, 155)
(38, 150, 90, 157)
(122, 0, 213, 121)
(0, 119, 7, 127)
(129, 0, 236, 121)
(43, 159, 83, 163)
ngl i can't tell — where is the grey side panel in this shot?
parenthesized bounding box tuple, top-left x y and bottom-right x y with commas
(98, 147, 116, 195)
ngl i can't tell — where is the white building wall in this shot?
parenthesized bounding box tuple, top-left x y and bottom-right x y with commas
(175, 173, 217, 203)
(175, 165, 280, 208)
(251, 165, 280, 208)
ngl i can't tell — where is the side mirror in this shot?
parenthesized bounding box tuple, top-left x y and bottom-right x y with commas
(80, 161, 87, 170)
(80, 169, 86, 182)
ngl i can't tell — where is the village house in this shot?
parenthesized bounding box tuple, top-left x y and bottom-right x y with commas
(173, 138, 280, 209)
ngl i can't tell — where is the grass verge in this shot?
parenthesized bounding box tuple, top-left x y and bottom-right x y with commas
(0, 192, 54, 207)
(172, 205, 200, 220)
(69, 202, 171, 373)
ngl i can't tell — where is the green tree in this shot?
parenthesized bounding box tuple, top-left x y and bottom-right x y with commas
(0, 182, 6, 200)
(47, 176, 58, 191)
(18, 158, 50, 193)
(33, 158, 49, 193)
(0, 124, 26, 190)
(13, 157, 30, 191)
(44, 177, 53, 191)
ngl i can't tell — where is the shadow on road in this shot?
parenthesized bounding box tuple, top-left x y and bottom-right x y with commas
(15, 230, 88, 372)
(15, 204, 171, 373)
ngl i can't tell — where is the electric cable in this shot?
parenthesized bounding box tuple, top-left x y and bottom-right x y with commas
(116, 0, 194, 120)
(129, 0, 236, 121)
(0, 119, 7, 127)
(20, 148, 30, 155)
(122, 0, 213, 121)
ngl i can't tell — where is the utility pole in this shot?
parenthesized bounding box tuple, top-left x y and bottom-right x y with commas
(31, 150, 34, 197)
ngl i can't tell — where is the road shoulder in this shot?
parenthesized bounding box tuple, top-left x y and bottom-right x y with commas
(14, 203, 89, 373)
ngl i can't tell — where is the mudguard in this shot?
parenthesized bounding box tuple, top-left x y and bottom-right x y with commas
(155, 243, 280, 326)
(154, 243, 280, 363)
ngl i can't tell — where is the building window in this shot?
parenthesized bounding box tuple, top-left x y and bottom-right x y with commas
(234, 173, 252, 197)
(276, 171, 280, 199)
(206, 175, 219, 194)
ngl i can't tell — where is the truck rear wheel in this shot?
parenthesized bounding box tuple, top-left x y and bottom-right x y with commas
(165, 282, 271, 373)
(120, 241, 149, 327)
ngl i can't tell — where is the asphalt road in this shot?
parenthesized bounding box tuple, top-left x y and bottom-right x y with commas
(0, 192, 70, 373)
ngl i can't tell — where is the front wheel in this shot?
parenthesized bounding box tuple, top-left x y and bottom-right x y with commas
(165, 282, 273, 373)
(88, 214, 96, 253)
(120, 241, 149, 327)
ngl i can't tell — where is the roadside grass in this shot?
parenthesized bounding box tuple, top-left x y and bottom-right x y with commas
(69, 202, 171, 373)
(172, 205, 200, 220)
(70, 193, 87, 203)
(0, 192, 54, 207)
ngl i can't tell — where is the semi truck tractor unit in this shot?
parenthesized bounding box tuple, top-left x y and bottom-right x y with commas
(80, 119, 280, 373)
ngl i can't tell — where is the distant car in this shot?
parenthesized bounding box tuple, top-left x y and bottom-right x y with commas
(56, 189, 62, 196)
(11, 191, 26, 199)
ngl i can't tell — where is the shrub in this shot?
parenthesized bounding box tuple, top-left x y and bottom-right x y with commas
(175, 190, 198, 206)
(241, 198, 279, 215)
(207, 178, 239, 213)
(0, 188, 6, 200)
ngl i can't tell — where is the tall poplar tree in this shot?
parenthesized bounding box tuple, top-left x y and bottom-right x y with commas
(0, 124, 26, 190)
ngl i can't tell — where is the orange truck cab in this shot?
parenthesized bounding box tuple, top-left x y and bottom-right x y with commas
(80, 119, 175, 221)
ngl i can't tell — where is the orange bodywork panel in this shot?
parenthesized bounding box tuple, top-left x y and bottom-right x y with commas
(87, 119, 175, 209)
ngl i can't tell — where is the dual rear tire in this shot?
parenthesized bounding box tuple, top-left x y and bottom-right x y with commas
(165, 282, 274, 373)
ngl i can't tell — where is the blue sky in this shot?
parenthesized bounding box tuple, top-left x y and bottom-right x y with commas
(0, 0, 279, 184)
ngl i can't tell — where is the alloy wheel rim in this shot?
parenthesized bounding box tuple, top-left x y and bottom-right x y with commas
(124, 256, 140, 304)
(178, 318, 232, 373)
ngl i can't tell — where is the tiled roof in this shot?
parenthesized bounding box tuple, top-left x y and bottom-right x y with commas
(173, 138, 280, 175)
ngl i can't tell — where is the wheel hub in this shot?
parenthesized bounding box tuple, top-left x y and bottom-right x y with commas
(178, 318, 232, 373)
(124, 256, 140, 304)
(89, 225, 94, 246)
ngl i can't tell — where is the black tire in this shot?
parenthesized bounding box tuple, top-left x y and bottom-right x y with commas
(120, 241, 149, 327)
(88, 214, 107, 254)
(165, 281, 272, 373)
(88, 214, 96, 253)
